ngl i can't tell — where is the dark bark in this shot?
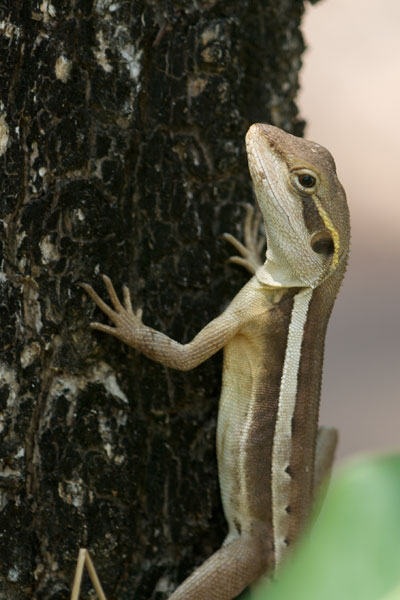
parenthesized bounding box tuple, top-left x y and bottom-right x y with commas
(0, 1, 312, 598)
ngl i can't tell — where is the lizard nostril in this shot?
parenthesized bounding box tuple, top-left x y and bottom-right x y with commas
(311, 230, 334, 256)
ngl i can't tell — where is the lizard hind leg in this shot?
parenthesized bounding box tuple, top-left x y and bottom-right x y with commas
(168, 534, 269, 600)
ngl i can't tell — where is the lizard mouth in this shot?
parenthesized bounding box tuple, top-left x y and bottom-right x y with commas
(310, 230, 334, 256)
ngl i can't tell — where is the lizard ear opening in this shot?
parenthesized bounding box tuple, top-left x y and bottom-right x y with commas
(311, 230, 334, 256)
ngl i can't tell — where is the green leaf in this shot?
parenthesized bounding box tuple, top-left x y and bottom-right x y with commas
(254, 455, 400, 600)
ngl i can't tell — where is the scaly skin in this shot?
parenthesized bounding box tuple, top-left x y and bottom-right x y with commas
(81, 124, 350, 599)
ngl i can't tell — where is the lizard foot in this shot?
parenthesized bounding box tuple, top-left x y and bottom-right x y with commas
(80, 275, 144, 345)
(222, 204, 265, 274)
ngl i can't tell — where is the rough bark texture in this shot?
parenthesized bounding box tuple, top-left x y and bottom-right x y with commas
(0, 1, 313, 598)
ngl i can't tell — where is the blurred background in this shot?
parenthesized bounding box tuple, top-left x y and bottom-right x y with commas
(299, 0, 400, 460)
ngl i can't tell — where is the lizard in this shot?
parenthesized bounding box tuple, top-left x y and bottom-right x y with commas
(81, 123, 350, 599)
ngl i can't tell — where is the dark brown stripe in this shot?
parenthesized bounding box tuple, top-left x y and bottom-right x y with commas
(301, 195, 325, 234)
(236, 291, 296, 532)
(288, 266, 345, 543)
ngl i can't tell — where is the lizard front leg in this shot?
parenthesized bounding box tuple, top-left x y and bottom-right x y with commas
(81, 275, 241, 371)
(222, 204, 265, 274)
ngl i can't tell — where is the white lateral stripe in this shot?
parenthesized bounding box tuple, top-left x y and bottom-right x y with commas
(271, 287, 313, 567)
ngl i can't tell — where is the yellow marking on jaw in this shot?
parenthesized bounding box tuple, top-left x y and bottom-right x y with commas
(312, 196, 340, 269)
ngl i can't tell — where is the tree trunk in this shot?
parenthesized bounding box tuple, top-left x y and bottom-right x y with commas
(0, 1, 313, 598)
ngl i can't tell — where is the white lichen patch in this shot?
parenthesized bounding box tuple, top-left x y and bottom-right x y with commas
(92, 17, 143, 89)
(58, 477, 86, 508)
(30, 141, 39, 167)
(39, 1, 56, 19)
(16, 230, 27, 272)
(76, 208, 85, 221)
(7, 568, 19, 582)
(200, 22, 223, 45)
(0, 113, 9, 156)
(103, 441, 113, 459)
(15, 447, 24, 459)
(0, 21, 21, 38)
(16, 230, 26, 249)
(0, 363, 19, 406)
(46, 375, 80, 428)
(55, 55, 72, 83)
(0, 465, 23, 477)
(39, 235, 60, 264)
(0, 491, 9, 512)
(23, 276, 43, 334)
(93, 365, 128, 404)
(42, 363, 130, 468)
(154, 576, 174, 594)
(98, 406, 126, 461)
(95, 365, 128, 460)
(188, 76, 207, 98)
(119, 44, 142, 83)
(0, 363, 19, 435)
(93, 31, 113, 73)
(20, 341, 41, 369)
(46, 362, 129, 431)
(95, 0, 120, 11)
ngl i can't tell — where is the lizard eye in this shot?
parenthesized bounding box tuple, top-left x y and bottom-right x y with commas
(298, 174, 316, 188)
(291, 169, 318, 194)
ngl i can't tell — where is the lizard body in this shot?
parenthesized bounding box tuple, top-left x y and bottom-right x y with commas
(82, 124, 350, 599)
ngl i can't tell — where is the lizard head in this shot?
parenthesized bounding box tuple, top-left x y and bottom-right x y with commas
(246, 123, 350, 289)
